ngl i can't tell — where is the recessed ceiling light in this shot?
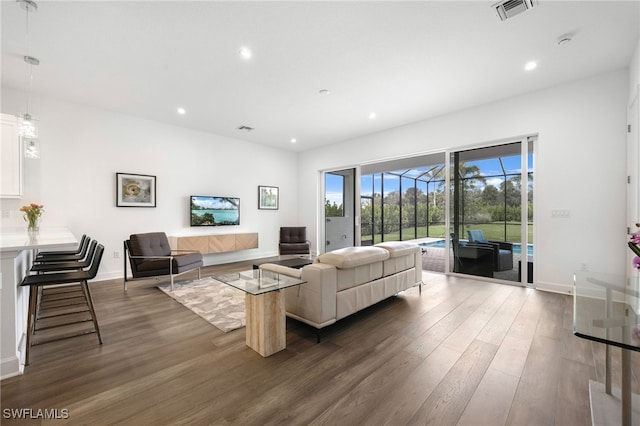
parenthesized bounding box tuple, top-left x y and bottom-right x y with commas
(291, 138, 297, 143)
(318, 89, 331, 95)
(524, 61, 537, 71)
(239, 47, 252, 59)
(177, 107, 186, 115)
(237, 125, 254, 132)
(369, 112, 377, 120)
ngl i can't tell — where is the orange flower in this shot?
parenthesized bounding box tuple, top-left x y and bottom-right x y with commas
(20, 203, 44, 228)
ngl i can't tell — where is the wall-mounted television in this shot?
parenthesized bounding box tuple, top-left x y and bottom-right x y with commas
(190, 196, 240, 226)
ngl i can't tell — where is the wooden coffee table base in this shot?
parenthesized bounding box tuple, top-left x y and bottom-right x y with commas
(245, 291, 286, 357)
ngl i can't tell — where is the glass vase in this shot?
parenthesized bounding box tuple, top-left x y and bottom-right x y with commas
(27, 217, 39, 236)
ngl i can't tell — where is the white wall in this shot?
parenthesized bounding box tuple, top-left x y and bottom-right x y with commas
(1, 88, 299, 280)
(630, 38, 640, 101)
(298, 69, 629, 294)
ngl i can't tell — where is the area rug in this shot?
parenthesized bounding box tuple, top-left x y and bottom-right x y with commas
(157, 277, 246, 332)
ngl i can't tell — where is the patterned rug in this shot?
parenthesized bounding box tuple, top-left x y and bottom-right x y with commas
(157, 277, 246, 332)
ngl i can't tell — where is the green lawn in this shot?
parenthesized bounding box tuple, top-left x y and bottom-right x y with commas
(365, 223, 533, 245)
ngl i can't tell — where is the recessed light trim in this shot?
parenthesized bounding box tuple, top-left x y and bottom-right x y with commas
(524, 61, 537, 71)
(318, 89, 331, 95)
(177, 107, 186, 115)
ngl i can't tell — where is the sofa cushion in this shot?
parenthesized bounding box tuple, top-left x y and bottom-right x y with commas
(318, 246, 389, 269)
(375, 242, 420, 276)
(134, 252, 202, 273)
(335, 262, 383, 291)
(375, 241, 420, 258)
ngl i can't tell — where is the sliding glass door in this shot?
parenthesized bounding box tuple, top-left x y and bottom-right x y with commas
(324, 169, 356, 252)
(449, 140, 534, 285)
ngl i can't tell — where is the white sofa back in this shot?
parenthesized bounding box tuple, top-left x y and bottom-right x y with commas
(261, 242, 422, 330)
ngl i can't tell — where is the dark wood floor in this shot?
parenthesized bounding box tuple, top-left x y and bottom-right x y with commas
(2, 261, 639, 425)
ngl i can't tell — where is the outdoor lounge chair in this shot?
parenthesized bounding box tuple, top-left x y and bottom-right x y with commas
(467, 229, 514, 272)
(455, 244, 495, 277)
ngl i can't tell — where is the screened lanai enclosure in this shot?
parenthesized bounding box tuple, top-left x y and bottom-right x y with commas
(360, 161, 446, 246)
(358, 139, 534, 285)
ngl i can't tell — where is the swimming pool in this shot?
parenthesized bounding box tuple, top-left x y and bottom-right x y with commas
(418, 240, 534, 256)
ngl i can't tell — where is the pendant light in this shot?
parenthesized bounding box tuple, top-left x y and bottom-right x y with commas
(17, 0, 40, 157)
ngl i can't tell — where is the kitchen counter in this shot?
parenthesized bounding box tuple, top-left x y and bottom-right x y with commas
(0, 227, 77, 378)
(0, 227, 78, 252)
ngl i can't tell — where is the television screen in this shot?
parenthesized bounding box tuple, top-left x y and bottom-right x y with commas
(190, 196, 240, 226)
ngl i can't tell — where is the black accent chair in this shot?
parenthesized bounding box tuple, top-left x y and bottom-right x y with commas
(279, 227, 311, 255)
(124, 232, 203, 291)
(467, 230, 514, 272)
(20, 244, 105, 365)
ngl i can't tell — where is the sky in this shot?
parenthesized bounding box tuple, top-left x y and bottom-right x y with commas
(325, 153, 533, 206)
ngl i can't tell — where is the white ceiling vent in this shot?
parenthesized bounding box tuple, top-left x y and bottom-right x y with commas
(493, 0, 537, 21)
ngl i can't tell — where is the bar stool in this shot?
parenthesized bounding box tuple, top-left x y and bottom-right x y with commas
(34, 236, 91, 263)
(36, 234, 88, 258)
(20, 244, 104, 365)
(31, 240, 99, 321)
(31, 240, 97, 273)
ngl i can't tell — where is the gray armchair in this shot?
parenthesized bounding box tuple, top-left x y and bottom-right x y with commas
(279, 227, 311, 255)
(124, 232, 203, 291)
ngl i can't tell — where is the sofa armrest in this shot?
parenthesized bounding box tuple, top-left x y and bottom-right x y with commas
(491, 241, 513, 251)
(282, 263, 337, 329)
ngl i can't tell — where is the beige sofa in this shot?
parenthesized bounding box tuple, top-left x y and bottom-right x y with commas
(260, 241, 422, 337)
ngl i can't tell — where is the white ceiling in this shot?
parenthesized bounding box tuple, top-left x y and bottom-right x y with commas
(2, 1, 639, 152)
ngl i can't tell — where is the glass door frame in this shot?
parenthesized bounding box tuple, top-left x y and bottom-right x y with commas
(320, 166, 360, 255)
(445, 135, 536, 287)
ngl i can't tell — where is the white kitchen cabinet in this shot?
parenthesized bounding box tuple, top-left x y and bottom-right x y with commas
(1, 113, 23, 198)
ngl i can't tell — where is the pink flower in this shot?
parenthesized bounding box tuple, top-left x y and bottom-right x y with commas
(634, 257, 640, 270)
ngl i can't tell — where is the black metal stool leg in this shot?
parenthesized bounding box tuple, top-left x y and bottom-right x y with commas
(81, 281, 102, 344)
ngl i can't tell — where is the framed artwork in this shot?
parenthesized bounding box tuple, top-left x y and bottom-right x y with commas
(258, 185, 279, 210)
(116, 173, 156, 207)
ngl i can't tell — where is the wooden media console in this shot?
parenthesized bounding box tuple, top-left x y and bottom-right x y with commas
(168, 232, 258, 254)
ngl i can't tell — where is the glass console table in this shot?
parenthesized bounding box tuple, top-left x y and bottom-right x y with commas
(214, 269, 306, 357)
(573, 271, 640, 426)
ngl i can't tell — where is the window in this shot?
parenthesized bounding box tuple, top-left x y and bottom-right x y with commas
(325, 173, 345, 217)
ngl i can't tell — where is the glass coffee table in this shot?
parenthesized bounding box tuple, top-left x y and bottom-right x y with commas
(573, 271, 640, 426)
(214, 269, 306, 357)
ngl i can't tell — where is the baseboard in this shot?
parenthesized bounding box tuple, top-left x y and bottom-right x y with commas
(535, 280, 573, 295)
(1, 355, 22, 380)
(94, 270, 123, 282)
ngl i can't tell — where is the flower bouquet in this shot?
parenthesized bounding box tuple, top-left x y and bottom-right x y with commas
(20, 203, 44, 234)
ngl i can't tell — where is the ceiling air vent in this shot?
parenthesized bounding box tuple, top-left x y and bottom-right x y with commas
(493, 0, 537, 21)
